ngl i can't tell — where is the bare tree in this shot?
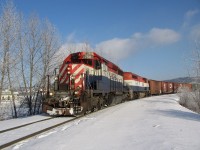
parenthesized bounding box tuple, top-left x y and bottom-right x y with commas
(41, 19, 61, 86)
(17, 13, 28, 93)
(179, 39, 200, 113)
(33, 19, 61, 114)
(192, 41, 200, 82)
(191, 40, 200, 112)
(0, 1, 62, 118)
(23, 14, 43, 115)
(0, 1, 19, 117)
(17, 15, 62, 115)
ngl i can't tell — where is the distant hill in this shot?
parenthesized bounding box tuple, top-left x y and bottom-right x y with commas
(165, 77, 200, 83)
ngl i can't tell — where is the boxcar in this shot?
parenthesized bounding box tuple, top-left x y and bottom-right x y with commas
(161, 82, 168, 94)
(173, 83, 182, 93)
(167, 82, 174, 93)
(182, 83, 192, 91)
(148, 80, 162, 95)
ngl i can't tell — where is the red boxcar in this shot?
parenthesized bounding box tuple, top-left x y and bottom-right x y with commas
(149, 80, 162, 95)
(173, 83, 180, 92)
(161, 82, 168, 94)
(173, 83, 192, 92)
(167, 82, 174, 93)
(182, 83, 192, 91)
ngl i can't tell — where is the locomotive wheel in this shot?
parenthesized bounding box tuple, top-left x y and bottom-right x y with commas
(108, 94, 114, 106)
(90, 106, 95, 112)
(133, 92, 139, 99)
(97, 102, 101, 110)
(97, 97, 104, 110)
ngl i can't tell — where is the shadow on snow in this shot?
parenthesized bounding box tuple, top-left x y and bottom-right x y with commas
(154, 109, 200, 122)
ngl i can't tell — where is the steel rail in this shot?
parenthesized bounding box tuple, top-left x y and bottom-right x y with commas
(0, 102, 121, 149)
(0, 117, 54, 134)
(0, 116, 81, 149)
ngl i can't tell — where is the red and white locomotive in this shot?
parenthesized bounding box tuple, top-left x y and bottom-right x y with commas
(43, 52, 125, 115)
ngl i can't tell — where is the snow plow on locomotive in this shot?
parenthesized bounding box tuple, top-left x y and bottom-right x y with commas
(42, 52, 125, 116)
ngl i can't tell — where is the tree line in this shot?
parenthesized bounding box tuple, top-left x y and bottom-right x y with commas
(0, 1, 61, 119)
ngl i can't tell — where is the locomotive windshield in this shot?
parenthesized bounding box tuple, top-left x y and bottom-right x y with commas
(82, 59, 92, 66)
(71, 59, 81, 64)
(70, 58, 93, 66)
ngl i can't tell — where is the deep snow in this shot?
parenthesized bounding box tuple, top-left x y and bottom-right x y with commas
(1, 94, 200, 150)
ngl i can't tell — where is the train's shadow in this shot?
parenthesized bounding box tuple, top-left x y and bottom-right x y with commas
(155, 109, 200, 122)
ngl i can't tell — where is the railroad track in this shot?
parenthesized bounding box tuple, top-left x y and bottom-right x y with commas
(0, 103, 123, 149)
(0, 116, 82, 149)
(0, 117, 54, 134)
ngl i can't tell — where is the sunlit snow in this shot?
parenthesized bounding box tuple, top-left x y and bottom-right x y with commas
(1, 94, 200, 150)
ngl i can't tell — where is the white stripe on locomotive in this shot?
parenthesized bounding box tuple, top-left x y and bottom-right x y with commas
(60, 65, 68, 84)
(124, 80, 149, 88)
(60, 64, 67, 78)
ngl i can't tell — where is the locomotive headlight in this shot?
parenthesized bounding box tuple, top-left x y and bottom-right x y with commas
(50, 92, 53, 96)
(74, 91, 79, 95)
(67, 71, 70, 74)
(55, 77, 58, 80)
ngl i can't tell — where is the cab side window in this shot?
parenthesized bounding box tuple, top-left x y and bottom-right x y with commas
(94, 60, 101, 69)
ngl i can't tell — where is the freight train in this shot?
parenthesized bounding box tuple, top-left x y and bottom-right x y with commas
(42, 51, 192, 116)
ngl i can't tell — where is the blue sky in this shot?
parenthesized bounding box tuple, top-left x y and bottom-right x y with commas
(5, 0, 200, 80)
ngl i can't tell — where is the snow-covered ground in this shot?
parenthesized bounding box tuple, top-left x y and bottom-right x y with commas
(0, 115, 51, 131)
(2, 94, 200, 150)
(0, 97, 32, 120)
(0, 117, 73, 147)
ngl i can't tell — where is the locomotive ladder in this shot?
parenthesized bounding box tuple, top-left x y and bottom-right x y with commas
(73, 98, 81, 115)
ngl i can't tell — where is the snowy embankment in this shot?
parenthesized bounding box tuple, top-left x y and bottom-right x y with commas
(3, 94, 200, 150)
